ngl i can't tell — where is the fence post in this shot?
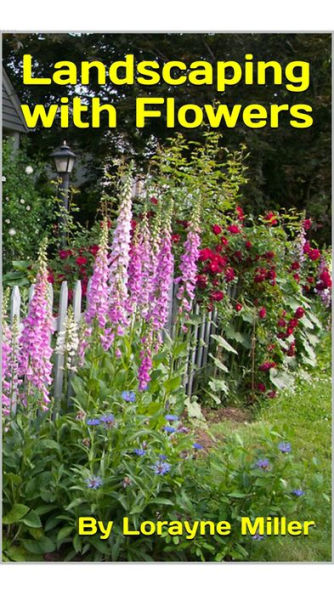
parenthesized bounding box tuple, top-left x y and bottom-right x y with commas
(54, 281, 68, 401)
(10, 286, 21, 324)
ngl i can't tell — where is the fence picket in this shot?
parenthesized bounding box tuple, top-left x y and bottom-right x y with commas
(10, 286, 21, 324)
(6, 279, 219, 402)
(54, 282, 68, 400)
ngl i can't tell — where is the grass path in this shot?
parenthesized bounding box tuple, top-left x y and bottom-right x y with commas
(210, 332, 332, 561)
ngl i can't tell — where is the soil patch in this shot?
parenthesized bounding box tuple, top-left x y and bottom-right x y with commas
(202, 407, 251, 425)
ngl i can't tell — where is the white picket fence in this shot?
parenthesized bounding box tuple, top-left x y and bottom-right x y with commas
(8, 279, 236, 400)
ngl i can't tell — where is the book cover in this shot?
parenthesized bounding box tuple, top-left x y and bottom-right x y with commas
(1, 32, 332, 563)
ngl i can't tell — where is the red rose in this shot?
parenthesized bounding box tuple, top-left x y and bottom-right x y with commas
(277, 318, 286, 328)
(259, 361, 276, 371)
(258, 307, 267, 319)
(227, 224, 241, 234)
(317, 269, 332, 289)
(303, 218, 312, 230)
(210, 290, 224, 302)
(308, 248, 321, 261)
(257, 383, 266, 393)
(89, 245, 99, 256)
(76, 256, 87, 266)
(303, 241, 311, 255)
(264, 251, 275, 260)
(59, 249, 72, 260)
(307, 276, 315, 284)
(196, 274, 208, 289)
(47, 271, 54, 284)
(236, 206, 245, 221)
(221, 236, 229, 246)
(294, 307, 305, 319)
(267, 390, 277, 399)
(293, 273, 300, 282)
(199, 248, 214, 262)
(212, 224, 222, 235)
(171, 233, 181, 243)
(264, 212, 278, 226)
(245, 240, 252, 250)
(235, 302, 243, 312)
(225, 267, 236, 282)
(290, 261, 300, 271)
(150, 197, 158, 205)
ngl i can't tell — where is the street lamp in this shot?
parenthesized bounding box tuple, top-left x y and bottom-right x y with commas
(51, 140, 76, 212)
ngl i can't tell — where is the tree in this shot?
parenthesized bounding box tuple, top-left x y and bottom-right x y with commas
(3, 33, 331, 242)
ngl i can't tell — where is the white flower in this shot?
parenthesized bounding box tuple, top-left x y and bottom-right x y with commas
(8, 228, 16, 236)
(5, 196, 9, 201)
(2, 176, 6, 182)
(25, 166, 34, 175)
(20, 199, 25, 204)
(5, 219, 10, 224)
(26, 205, 31, 211)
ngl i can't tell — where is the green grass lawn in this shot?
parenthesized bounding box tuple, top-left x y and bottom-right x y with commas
(210, 331, 332, 561)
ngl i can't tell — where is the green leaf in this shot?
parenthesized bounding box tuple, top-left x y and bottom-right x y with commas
(23, 536, 56, 554)
(22, 510, 42, 528)
(209, 354, 229, 373)
(57, 526, 73, 545)
(164, 375, 182, 393)
(211, 334, 238, 355)
(3, 503, 29, 524)
(269, 368, 294, 390)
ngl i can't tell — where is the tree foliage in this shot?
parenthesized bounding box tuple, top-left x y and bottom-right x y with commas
(3, 33, 331, 242)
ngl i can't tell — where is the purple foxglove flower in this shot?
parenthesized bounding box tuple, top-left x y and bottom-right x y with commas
(85, 220, 113, 350)
(19, 241, 54, 409)
(109, 170, 133, 336)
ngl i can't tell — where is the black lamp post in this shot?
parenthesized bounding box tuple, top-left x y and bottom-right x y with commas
(51, 140, 76, 212)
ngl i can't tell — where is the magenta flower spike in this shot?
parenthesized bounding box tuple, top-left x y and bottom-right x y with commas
(19, 240, 54, 410)
(108, 169, 133, 336)
(85, 219, 113, 349)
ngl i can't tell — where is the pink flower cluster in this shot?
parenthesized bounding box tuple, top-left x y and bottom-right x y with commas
(19, 247, 54, 410)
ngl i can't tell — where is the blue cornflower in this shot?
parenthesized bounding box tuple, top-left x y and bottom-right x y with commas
(165, 414, 179, 421)
(133, 448, 146, 456)
(292, 489, 305, 497)
(86, 418, 100, 426)
(122, 391, 136, 402)
(153, 461, 171, 476)
(255, 458, 271, 470)
(278, 442, 291, 453)
(159, 454, 167, 460)
(85, 475, 103, 489)
(100, 414, 115, 424)
(163, 426, 176, 433)
(193, 443, 204, 450)
(252, 533, 264, 541)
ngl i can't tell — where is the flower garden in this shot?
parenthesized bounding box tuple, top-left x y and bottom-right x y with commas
(2, 134, 332, 562)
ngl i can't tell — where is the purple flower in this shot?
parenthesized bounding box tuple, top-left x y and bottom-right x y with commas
(153, 461, 171, 475)
(176, 207, 201, 315)
(165, 414, 179, 421)
(85, 219, 113, 350)
(100, 414, 115, 424)
(292, 489, 305, 497)
(163, 425, 176, 434)
(252, 533, 264, 541)
(86, 475, 103, 489)
(122, 391, 136, 402)
(255, 458, 271, 470)
(19, 240, 54, 410)
(108, 169, 133, 336)
(193, 443, 204, 450)
(278, 442, 291, 453)
(147, 228, 174, 332)
(86, 418, 101, 426)
(159, 454, 167, 460)
(133, 448, 146, 456)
